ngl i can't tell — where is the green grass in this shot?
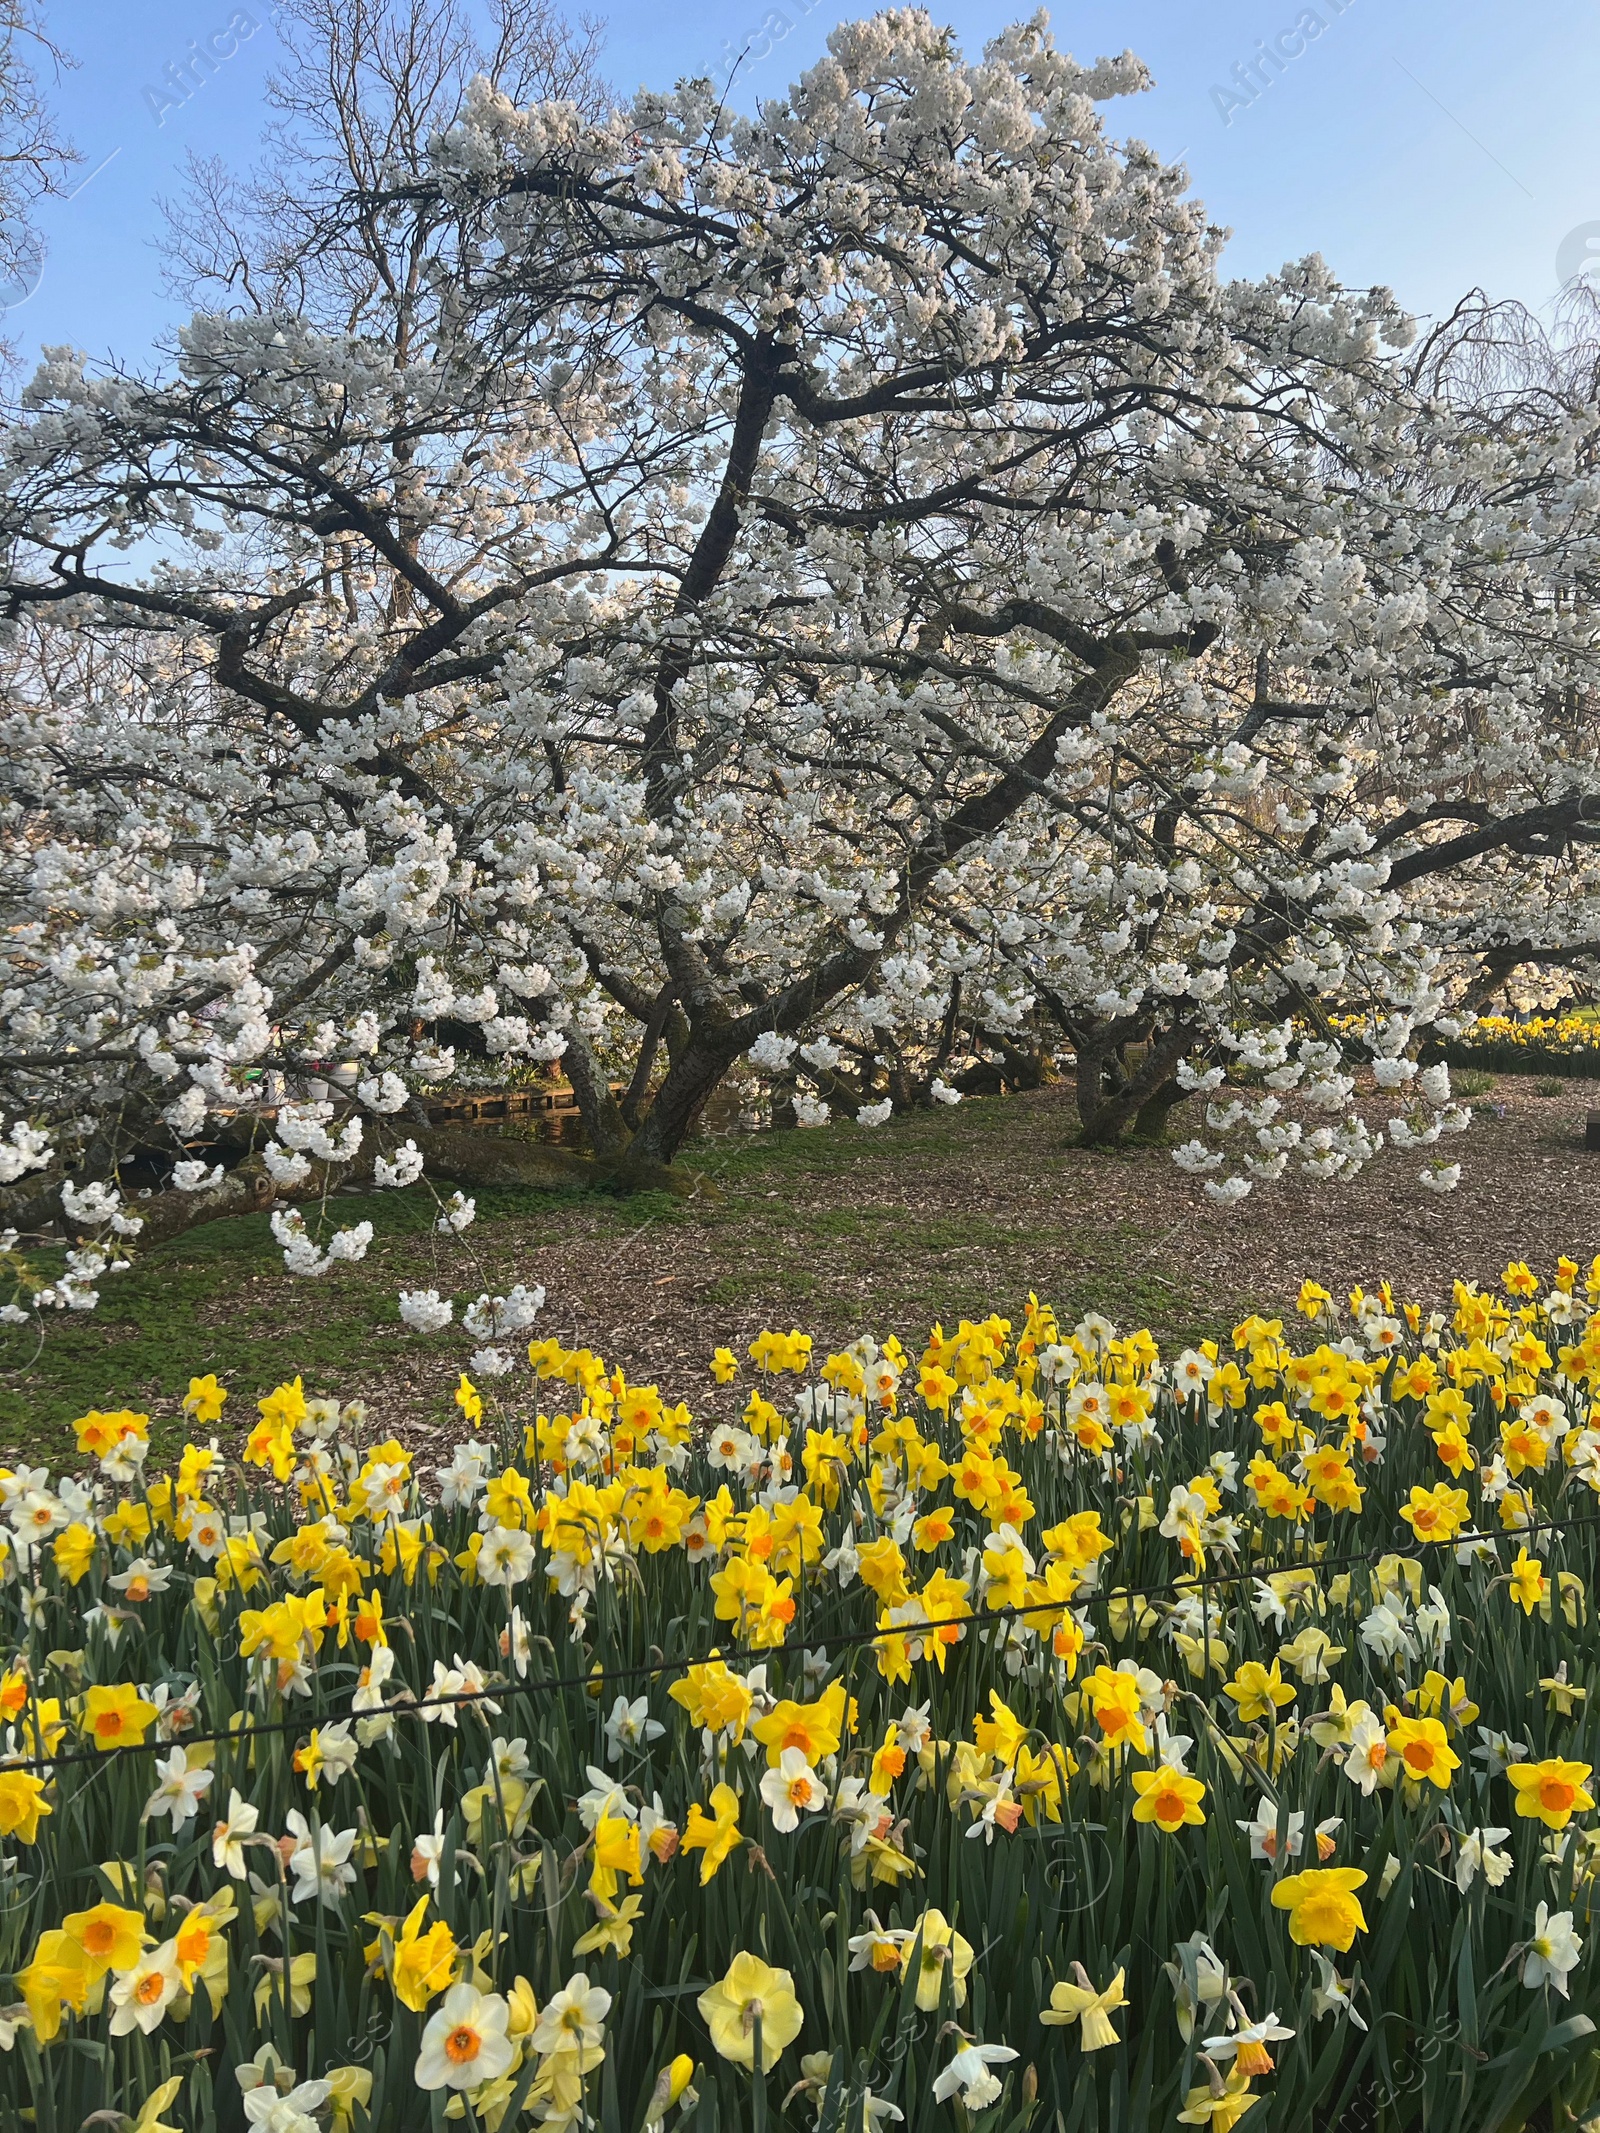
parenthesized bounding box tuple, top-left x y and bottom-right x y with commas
(0, 1179, 676, 1466)
(1, 1098, 1227, 1469)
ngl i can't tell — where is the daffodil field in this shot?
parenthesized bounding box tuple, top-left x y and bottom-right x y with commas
(1441, 1020, 1600, 1078)
(7, 1269, 1600, 2133)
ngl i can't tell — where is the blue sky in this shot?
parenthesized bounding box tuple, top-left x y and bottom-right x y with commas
(11, 0, 1600, 372)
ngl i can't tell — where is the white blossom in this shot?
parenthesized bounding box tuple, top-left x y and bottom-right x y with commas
(435, 1192, 475, 1234)
(748, 1031, 798, 1072)
(398, 1288, 454, 1334)
(373, 1140, 425, 1188)
(171, 1160, 224, 1193)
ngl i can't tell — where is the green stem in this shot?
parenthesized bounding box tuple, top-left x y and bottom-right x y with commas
(752, 2009, 768, 2133)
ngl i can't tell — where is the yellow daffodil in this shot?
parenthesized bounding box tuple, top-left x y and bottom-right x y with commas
(1223, 1660, 1296, 1726)
(252, 1951, 317, 2023)
(680, 1783, 743, 1884)
(1178, 2067, 1259, 2130)
(325, 2068, 375, 2128)
(1131, 1768, 1207, 1832)
(1083, 1665, 1148, 1753)
(80, 1683, 160, 1752)
(389, 1896, 459, 2012)
(1385, 1715, 1459, 1789)
(590, 1816, 644, 1901)
(1540, 1666, 1588, 1716)
(1270, 1868, 1368, 1951)
(183, 1375, 229, 1423)
(130, 2076, 185, 2133)
(1040, 1965, 1127, 2048)
(14, 1931, 92, 2044)
(61, 1900, 147, 1981)
(751, 1681, 848, 1767)
(1506, 1757, 1595, 1830)
(697, 1952, 803, 2072)
(0, 1767, 51, 1843)
(908, 1908, 974, 2010)
(643, 2056, 696, 2131)
(1509, 1548, 1548, 1614)
(574, 1893, 645, 1957)
(668, 1660, 753, 1741)
(1398, 1483, 1471, 1544)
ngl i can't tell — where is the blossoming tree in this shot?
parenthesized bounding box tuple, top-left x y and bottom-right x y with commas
(6, 5, 1600, 1304)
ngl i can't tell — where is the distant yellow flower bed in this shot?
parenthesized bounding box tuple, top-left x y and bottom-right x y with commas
(6, 1267, 1600, 2131)
(1433, 1013, 1600, 1077)
(1460, 1015, 1600, 1060)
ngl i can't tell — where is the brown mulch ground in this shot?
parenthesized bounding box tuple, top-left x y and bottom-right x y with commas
(357, 1072, 1600, 1443)
(13, 1070, 1600, 1464)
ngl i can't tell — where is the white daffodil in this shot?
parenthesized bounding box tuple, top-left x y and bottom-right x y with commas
(212, 1788, 261, 1878)
(242, 2079, 331, 2133)
(108, 1941, 183, 2036)
(297, 1719, 359, 1789)
(932, 2043, 1019, 2112)
(896, 1703, 934, 1755)
(476, 1524, 534, 1590)
(408, 1810, 460, 1892)
(604, 1693, 665, 1762)
(1309, 1952, 1367, 2031)
(1203, 2013, 1295, 2078)
(142, 1745, 212, 1830)
(577, 1765, 635, 1831)
(1155, 1717, 1195, 1770)
(1166, 1935, 1230, 2043)
(1456, 1826, 1514, 1893)
(530, 1972, 612, 2056)
(284, 1811, 357, 1907)
(848, 1913, 912, 1975)
(759, 1747, 828, 1833)
(491, 1734, 532, 1783)
(1237, 1795, 1305, 1864)
(107, 1557, 173, 1600)
(415, 1982, 516, 2091)
(1522, 1904, 1583, 1997)
(1343, 1710, 1391, 1796)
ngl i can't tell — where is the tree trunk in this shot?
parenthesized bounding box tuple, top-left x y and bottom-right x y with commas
(624, 1038, 740, 1166)
(769, 1068, 800, 1131)
(979, 1029, 1060, 1092)
(1074, 1027, 1196, 1146)
(2, 1160, 282, 1248)
(619, 984, 675, 1129)
(1074, 1036, 1123, 1143)
(1131, 1078, 1191, 1143)
(561, 1030, 632, 1157)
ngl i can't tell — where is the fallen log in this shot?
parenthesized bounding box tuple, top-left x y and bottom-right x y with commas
(2, 1124, 707, 1263)
(0, 1159, 278, 1246)
(409, 1124, 707, 1201)
(129, 1159, 280, 1245)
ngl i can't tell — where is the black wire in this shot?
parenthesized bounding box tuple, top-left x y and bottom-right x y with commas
(13, 1503, 1598, 1777)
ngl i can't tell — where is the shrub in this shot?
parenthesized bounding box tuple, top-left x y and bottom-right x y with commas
(1454, 1069, 1498, 1099)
